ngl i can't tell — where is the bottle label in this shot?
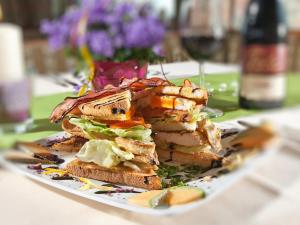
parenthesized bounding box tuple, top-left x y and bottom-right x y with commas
(241, 44, 287, 101)
(240, 75, 286, 101)
(242, 44, 287, 74)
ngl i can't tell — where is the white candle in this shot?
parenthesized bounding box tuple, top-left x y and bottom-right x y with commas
(0, 23, 25, 81)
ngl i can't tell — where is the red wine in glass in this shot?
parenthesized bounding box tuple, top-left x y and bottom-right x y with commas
(181, 35, 224, 60)
(179, 0, 225, 118)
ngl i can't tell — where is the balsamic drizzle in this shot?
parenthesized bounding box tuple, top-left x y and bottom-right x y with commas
(93, 96, 127, 108)
(52, 175, 74, 180)
(221, 131, 239, 139)
(143, 176, 150, 184)
(165, 151, 173, 163)
(211, 159, 223, 169)
(101, 183, 121, 188)
(94, 189, 141, 194)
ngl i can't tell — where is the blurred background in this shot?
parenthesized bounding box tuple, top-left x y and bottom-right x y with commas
(1, 2, 300, 225)
(1, 0, 300, 75)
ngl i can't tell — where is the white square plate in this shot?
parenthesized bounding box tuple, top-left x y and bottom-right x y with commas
(0, 120, 278, 216)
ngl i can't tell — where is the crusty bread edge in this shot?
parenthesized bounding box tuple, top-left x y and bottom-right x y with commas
(154, 86, 208, 104)
(66, 160, 162, 190)
(78, 90, 131, 121)
(156, 149, 222, 168)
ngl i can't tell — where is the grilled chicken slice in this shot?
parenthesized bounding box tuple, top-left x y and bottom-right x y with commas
(131, 151, 159, 165)
(154, 131, 208, 147)
(115, 137, 155, 156)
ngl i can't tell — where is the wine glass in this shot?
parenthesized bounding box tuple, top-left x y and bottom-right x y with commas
(179, 0, 224, 118)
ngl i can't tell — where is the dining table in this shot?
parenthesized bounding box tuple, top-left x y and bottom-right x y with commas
(0, 61, 300, 225)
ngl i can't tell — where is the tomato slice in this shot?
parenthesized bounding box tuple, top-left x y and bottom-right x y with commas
(109, 117, 146, 129)
(151, 95, 175, 109)
(125, 107, 136, 120)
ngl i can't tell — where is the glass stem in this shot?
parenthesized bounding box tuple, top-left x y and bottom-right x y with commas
(199, 60, 205, 88)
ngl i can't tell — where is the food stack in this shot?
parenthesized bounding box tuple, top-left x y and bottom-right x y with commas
(50, 78, 223, 190)
(137, 80, 222, 168)
(51, 89, 161, 190)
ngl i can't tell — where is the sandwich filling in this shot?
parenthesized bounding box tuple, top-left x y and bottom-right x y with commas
(76, 139, 134, 168)
(69, 117, 152, 141)
(60, 90, 158, 171)
(68, 116, 157, 169)
(136, 87, 222, 158)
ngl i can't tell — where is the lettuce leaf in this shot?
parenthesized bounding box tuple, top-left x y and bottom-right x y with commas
(76, 139, 134, 168)
(69, 117, 152, 141)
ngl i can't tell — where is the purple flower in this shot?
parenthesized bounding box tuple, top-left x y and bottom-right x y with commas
(114, 2, 137, 20)
(147, 16, 165, 44)
(113, 34, 124, 48)
(40, 8, 82, 50)
(40, 20, 67, 50)
(124, 18, 148, 48)
(40, 19, 55, 34)
(40, 1, 166, 61)
(63, 7, 82, 24)
(81, 0, 112, 9)
(124, 16, 165, 48)
(83, 0, 113, 24)
(48, 34, 66, 50)
(153, 44, 164, 57)
(139, 4, 152, 17)
(88, 31, 114, 57)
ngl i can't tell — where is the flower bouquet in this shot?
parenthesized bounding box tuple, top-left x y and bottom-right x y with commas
(40, 0, 165, 90)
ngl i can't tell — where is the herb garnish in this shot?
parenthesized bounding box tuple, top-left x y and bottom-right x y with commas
(157, 163, 206, 188)
(182, 165, 205, 175)
(157, 163, 178, 178)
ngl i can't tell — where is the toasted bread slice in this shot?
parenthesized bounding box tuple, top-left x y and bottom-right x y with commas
(131, 151, 159, 165)
(136, 94, 197, 111)
(153, 131, 208, 147)
(151, 96, 196, 111)
(142, 105, 204, 122)
(62, 119, 89, 139)
(114, 137, 159, 165)
(142, 108, 192, 122)
(50, 136, 87, 152)
(66, 159, 162, 190)
(115, 137, 155, 156)
(141, 105, 203, 124)
(154, 86, 208, 104)
(78, 90, 131, 121)
(150, 120, 197, 132)
(156, 141, 212, 152)
(17, 142, 58, 161)
(4, 151, 53, 164)
(156, 148, 222, 168)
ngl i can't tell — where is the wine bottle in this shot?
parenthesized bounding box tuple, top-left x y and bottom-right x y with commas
(239, 0, 288, 109)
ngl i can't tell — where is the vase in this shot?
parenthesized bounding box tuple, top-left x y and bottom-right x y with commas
(92, 60, 148, 90)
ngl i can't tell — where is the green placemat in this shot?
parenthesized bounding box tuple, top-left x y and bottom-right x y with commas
(1, 73, 299, 149)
